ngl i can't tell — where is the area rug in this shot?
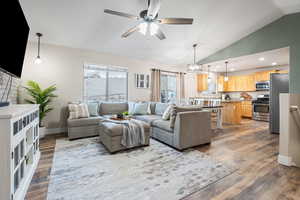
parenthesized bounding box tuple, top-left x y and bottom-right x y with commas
(47, 138, 236, 200)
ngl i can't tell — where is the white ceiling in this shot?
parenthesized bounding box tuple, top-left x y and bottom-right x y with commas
(20, 0, 300, 66)
(204, 47, 289, 73)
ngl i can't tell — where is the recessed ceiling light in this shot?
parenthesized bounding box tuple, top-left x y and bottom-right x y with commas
(259, 57, 265, 61)
(272, 62, 277, 66)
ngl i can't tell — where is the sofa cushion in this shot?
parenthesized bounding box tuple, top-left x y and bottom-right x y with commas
(155, 103, 170, 115)
(128, 102, 136, 115)
(100, 122, 123, 137)
(87, 103, 99, 117)
(68, 116, 104, 127)
(99, 102, 128, 115)
(162, 105, 173, 120)
(132, 115, 161, 124)
(132, 103, 148, 115)
(148, 102, 157, 114)
(152, 120, 173, 133)
(170, 106, 203, 129)
(68, 103, 90, 119)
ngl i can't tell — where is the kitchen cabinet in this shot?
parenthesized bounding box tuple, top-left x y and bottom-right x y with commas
(218, 74, 256, 92)
(217, 76, 227, 92)
(222, 101, 242, 124)
(197, 74, 208, 92)
(278, 70, 289, 74)
(254, 70, 276, 82)
(241, 101, 253, 118)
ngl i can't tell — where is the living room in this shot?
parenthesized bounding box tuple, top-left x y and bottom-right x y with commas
(1, 0, 300, 200)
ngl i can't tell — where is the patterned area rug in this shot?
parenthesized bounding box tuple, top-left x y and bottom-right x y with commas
(47, 138, 236, 200)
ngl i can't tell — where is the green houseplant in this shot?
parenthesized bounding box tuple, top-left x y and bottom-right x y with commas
(24, 81, 57, 138)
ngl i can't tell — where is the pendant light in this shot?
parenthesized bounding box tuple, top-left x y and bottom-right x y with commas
(224, 61, 229, 82)
(207, 65, 212, 83)
(34, 33, 43, 64)
(187, 44, 201, 72)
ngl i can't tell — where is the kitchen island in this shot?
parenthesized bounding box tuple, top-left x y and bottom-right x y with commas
(221, 100, 243, 125)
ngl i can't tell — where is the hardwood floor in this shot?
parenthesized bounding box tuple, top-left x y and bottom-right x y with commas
(25, 120, 300, 200)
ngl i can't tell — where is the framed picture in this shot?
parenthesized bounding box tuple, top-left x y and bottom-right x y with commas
(135, 74, 150, 89)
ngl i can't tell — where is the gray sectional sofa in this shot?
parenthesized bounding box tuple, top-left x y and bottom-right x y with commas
(67, 102, 212, 150)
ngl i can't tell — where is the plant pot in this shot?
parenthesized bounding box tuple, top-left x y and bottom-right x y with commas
(39, 127, 46, 139)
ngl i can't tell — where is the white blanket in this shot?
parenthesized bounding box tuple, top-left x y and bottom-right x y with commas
(104, 119, 146, 148)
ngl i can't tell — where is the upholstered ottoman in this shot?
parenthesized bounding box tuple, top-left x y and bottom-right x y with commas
(99, 120, 150, 153)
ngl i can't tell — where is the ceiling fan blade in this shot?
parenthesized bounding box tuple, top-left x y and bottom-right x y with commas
(155, 29, 166, 40)
(104, 9, 139, 20)
(121, 25, 140, 38)
(147, 0, 161, 19)
(159, 18, 194, 25)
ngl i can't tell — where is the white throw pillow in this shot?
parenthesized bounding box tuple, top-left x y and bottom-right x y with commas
(162, 105, 173, 120)
(128, 102, 136, 115)
(68, 103, 90, 119)
(133, 103, 149, 115)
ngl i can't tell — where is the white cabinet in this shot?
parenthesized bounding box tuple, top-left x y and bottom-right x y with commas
(0, 105, 40, 200)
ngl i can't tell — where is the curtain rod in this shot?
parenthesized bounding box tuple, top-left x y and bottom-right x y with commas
(152, 69, 186, 75)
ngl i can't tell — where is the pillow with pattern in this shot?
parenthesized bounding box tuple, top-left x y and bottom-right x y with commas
(68, 103, 90, 119)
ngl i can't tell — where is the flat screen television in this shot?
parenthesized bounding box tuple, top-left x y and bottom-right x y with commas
(0, 0, 30, 78)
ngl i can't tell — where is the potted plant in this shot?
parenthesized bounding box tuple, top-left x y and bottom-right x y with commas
(24, 81, 57, 139)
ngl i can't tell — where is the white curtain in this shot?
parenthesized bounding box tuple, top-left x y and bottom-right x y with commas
(150, 69, 161, 102)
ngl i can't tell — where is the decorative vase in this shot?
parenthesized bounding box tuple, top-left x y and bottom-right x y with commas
(39, 126, 46, 139)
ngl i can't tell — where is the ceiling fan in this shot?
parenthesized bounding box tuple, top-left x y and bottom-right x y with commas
(104, 0, 194, 40)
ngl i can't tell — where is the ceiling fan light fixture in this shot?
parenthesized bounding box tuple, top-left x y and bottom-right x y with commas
(139, 22, 148, 35)
(150, 23, 159, 36)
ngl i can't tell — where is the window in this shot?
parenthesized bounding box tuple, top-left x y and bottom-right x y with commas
(84, 65, 128, 102)
(160, 73, 177, 103)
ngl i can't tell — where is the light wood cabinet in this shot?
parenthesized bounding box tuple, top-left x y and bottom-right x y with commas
(222, 101, 242, 124)
(218, 74, 256, 92)
(218, 69, 288, 92)
(217, 76, 227, 92)
(278, 70, 289, 74)
(197, 74, 208, 92)
(254, 70, 276, 82)
(241, 101, 253, 118)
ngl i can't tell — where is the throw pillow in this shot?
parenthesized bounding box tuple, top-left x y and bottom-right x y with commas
(133, 103, 148, 115)
(68, 103, 90, 119)
(162, 105, 173, 120)
(128, 102, 136, 115)
(155, 103, 170, 115)
(170, 106, 203, 129)
(87, 103, 99, 117)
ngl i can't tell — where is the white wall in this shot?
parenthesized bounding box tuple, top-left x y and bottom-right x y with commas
(21, 42, 182, 129)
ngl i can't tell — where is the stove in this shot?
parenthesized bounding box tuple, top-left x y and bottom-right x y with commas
(252, 94, 270, 122)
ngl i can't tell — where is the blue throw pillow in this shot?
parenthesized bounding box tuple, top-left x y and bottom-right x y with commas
(87, 103, 99, 116)
(133, 103, 148, 115)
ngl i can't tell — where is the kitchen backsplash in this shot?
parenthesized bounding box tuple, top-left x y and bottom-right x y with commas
(224, 91, 269, 100)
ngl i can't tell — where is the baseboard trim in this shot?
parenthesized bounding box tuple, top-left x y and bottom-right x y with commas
(278, 155, 295, 166)
(45, 127, 67, 135)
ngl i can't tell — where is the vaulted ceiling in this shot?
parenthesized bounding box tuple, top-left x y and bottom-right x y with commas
(20, 0, 300, 67)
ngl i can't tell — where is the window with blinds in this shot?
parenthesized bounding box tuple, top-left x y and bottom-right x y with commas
(84, 64, 128, 102)
(160, 73, 177, 103)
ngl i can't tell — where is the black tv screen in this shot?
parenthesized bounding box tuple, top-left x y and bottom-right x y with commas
(0, 0, 30, 78)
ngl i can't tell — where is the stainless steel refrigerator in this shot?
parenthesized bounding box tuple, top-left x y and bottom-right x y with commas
(269, 73, 289, 133)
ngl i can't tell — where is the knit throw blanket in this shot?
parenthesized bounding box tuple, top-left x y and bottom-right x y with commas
(105, 119, 147, 148)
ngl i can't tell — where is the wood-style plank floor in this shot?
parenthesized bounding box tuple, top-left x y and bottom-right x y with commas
(25, 120, 300, 200)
